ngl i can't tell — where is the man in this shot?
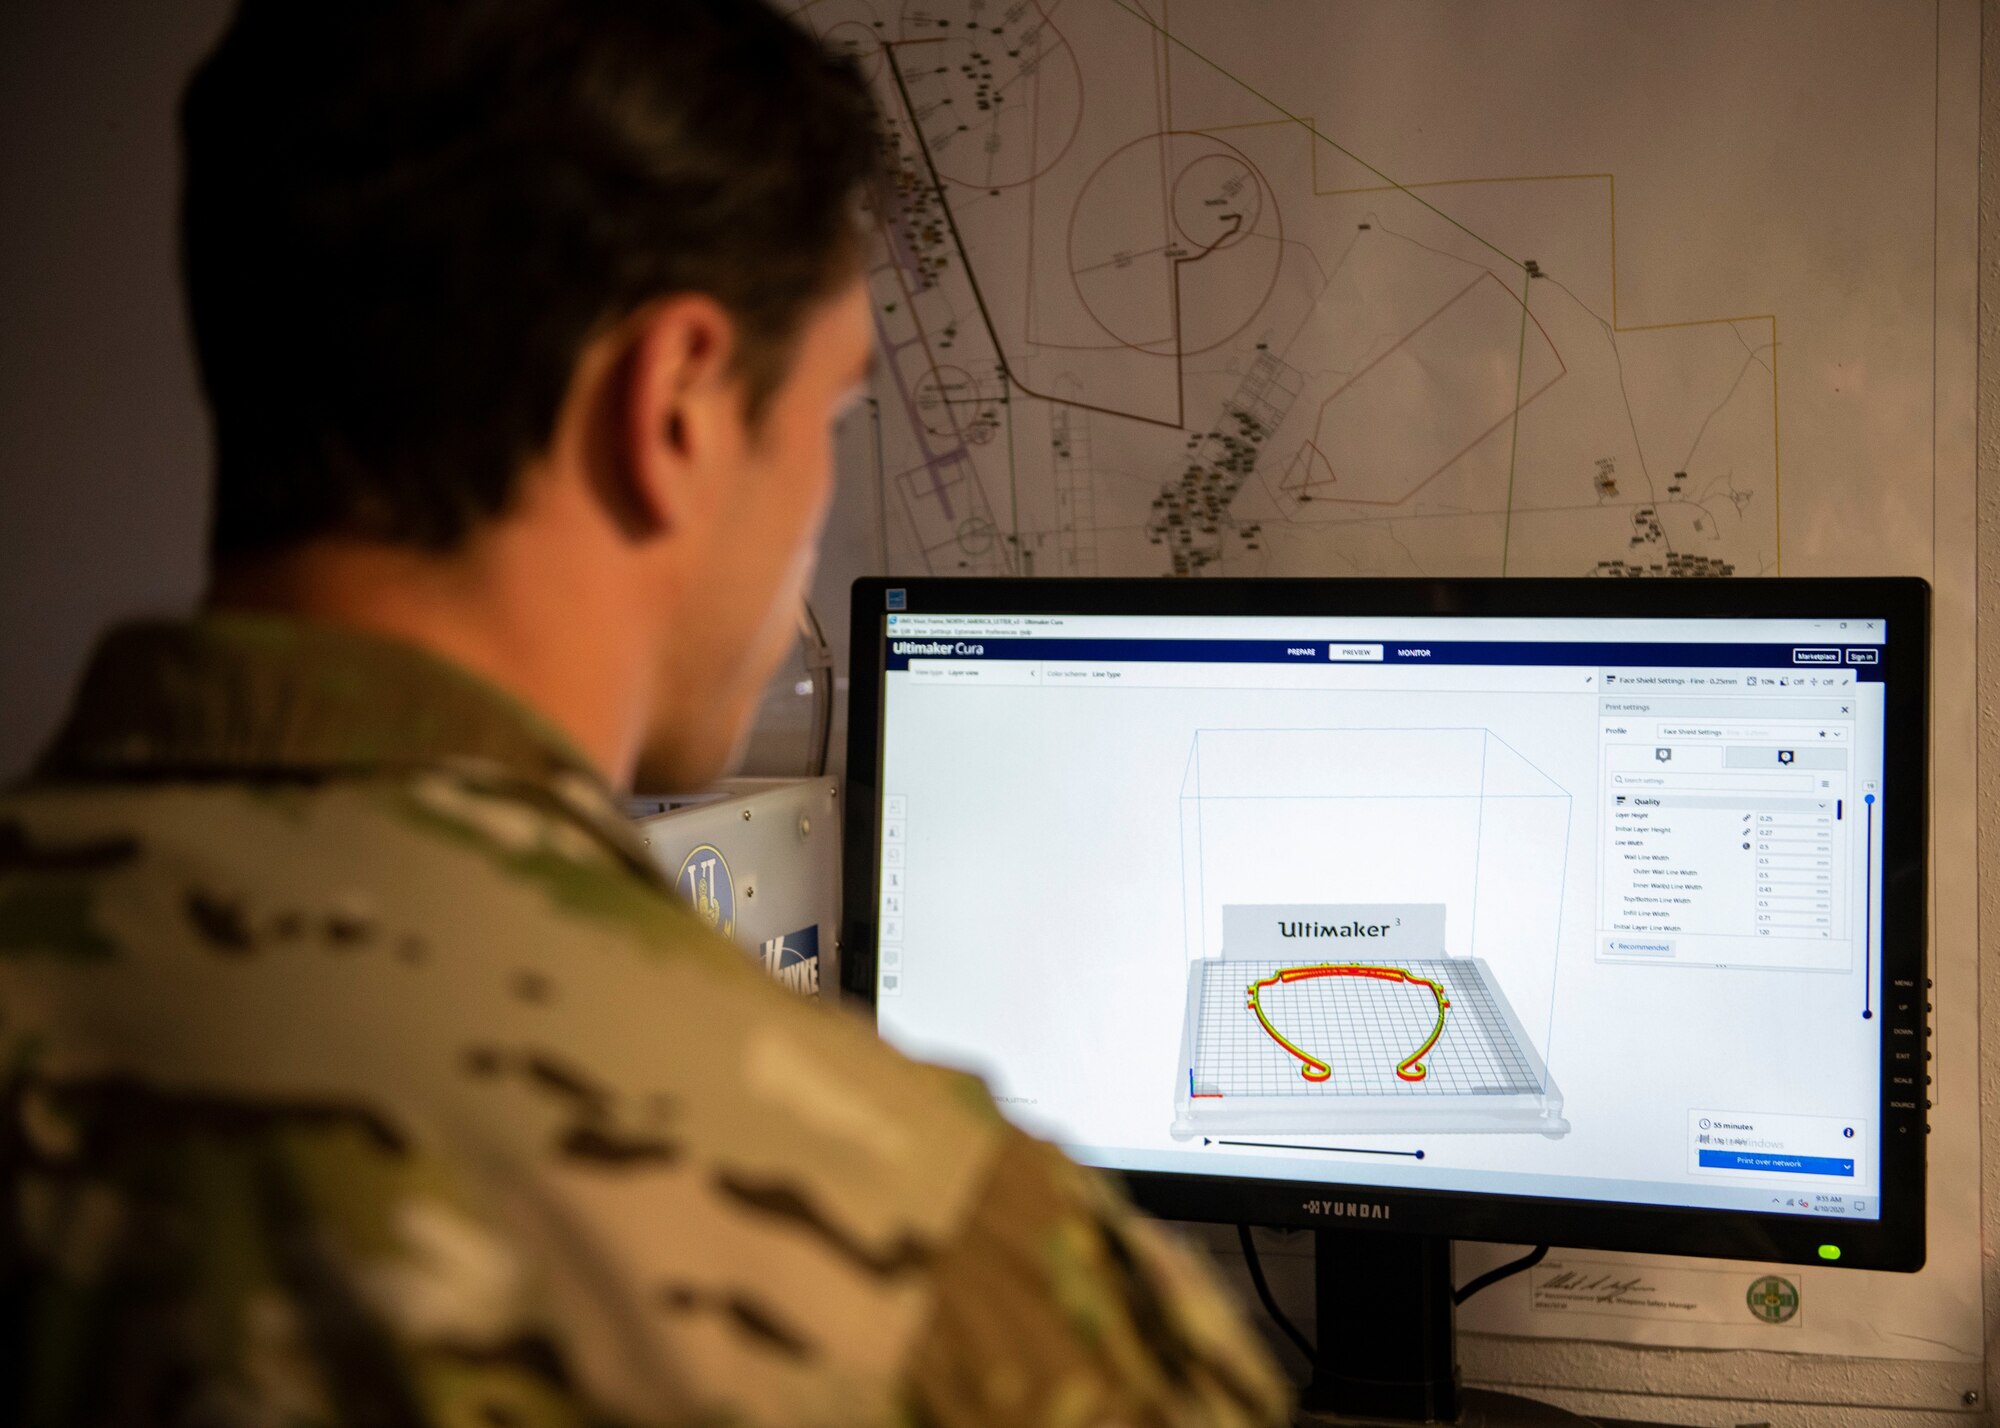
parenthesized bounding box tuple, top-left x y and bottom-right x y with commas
(0, 2, 1289, 1425)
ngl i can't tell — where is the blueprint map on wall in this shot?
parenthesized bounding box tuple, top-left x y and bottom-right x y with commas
(807, 0, 1865, 584)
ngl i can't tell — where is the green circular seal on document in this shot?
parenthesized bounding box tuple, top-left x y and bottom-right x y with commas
(1745, 1275, 1800, 1324)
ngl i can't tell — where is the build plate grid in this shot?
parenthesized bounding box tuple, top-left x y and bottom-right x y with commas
(1190, 959, 1541, 1099)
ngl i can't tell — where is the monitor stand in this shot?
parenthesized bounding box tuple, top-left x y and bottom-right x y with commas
(1297, 1228, 1600, 1427)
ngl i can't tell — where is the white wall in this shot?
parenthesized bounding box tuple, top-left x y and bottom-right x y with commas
(1972, 2, 1999, 1418)
(0, 2, 1991, 1421)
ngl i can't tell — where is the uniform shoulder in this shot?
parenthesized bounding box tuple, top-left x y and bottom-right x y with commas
(902, 1128, 1290, 1426)
(2, 767, 1003, 1141)
(3, 774, 1289, 1428)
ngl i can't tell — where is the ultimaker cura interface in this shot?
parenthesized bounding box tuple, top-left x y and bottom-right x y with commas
(861, 606, 1896, 1226)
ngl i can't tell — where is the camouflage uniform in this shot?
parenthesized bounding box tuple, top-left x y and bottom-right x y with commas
(1, 615, 1288, 1428)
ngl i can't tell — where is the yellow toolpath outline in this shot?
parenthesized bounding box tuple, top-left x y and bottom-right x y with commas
(1247, 964, 1451, 1084)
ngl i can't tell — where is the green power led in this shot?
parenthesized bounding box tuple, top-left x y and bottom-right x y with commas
(1818, 1244, 1841, 1261)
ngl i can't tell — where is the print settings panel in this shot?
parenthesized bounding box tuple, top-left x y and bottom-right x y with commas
(1592, 669, 1861, 974)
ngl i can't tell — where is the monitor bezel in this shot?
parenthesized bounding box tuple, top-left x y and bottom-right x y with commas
(841, 577, 1929, 1272)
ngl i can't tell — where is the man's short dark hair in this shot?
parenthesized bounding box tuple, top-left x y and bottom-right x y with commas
(182, 0, 881, 561)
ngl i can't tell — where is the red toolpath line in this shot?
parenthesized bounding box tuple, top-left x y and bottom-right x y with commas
(1245, 964, 1451, 1084)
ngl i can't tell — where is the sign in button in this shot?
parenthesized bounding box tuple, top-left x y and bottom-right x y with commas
(1698, 1150, 1854, 1177)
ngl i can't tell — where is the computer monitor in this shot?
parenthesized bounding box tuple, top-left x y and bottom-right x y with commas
(842, 578, 1927, 1424)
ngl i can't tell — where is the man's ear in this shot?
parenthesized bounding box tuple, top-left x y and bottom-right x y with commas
(619, 293, 741, 537)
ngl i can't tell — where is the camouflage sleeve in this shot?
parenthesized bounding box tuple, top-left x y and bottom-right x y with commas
(4, 1071, 625, 1428)
(1, 1072, 600, 1424)
(902, 1130, 1291, 1428)
(4, 770, 1285, 1428)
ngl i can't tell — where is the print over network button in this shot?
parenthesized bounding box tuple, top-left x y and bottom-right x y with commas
(1697, 1150, 1854, 1177)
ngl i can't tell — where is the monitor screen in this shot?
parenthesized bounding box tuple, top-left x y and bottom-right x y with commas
(843, 579, 1927, 1271)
